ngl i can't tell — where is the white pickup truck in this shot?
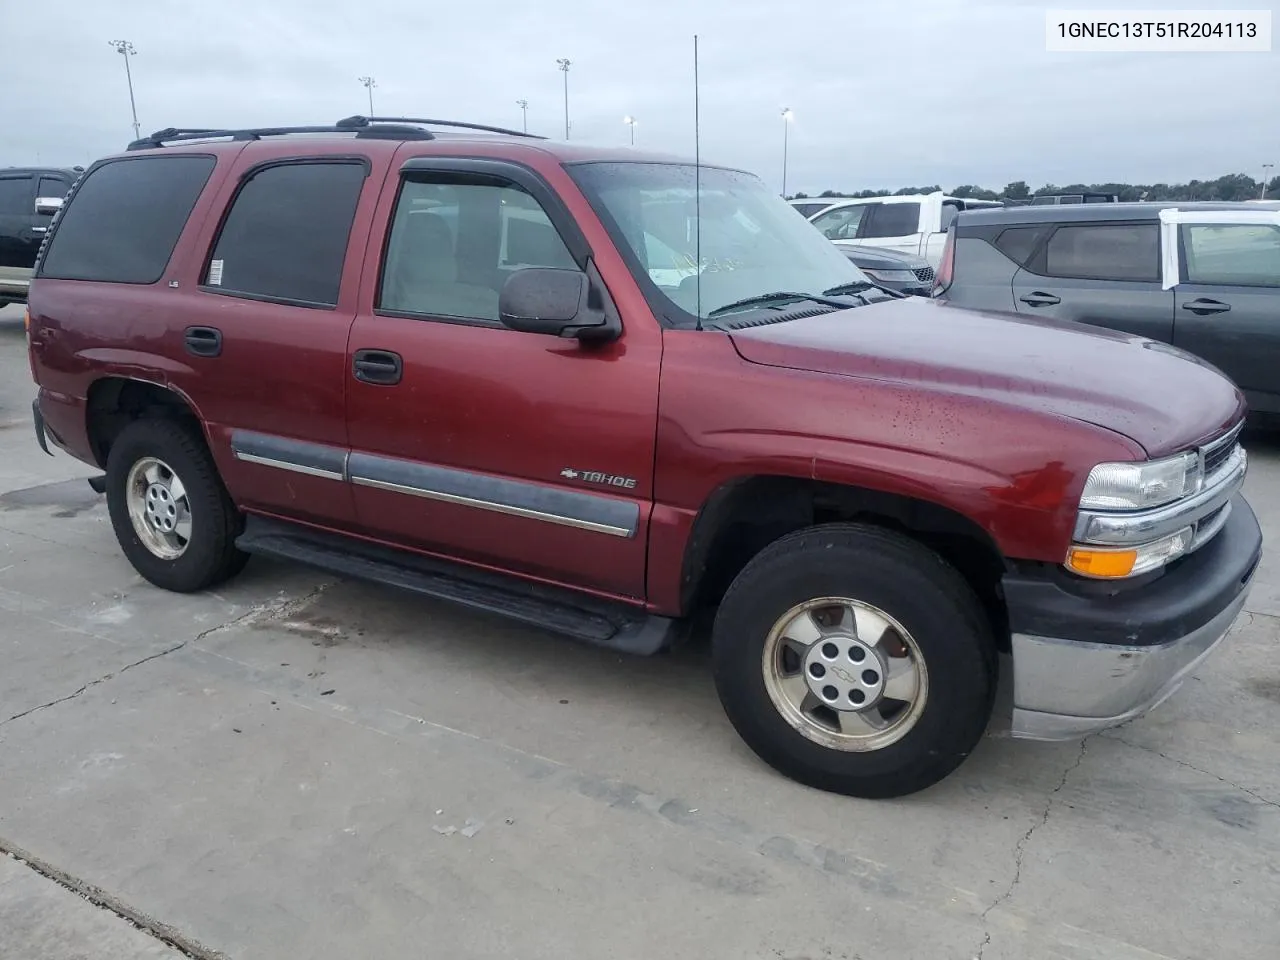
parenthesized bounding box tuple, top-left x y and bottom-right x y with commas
(792, 193, 1003, 268)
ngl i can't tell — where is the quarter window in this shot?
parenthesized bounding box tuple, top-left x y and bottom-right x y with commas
(38, 156, 215, 284)
(379, 177, 578, 323)
(1043, 223, 1159, 282)
(205, 161, 366, 307)
(994, 226, 1050, 267)
(1182, 224, 1280, 288)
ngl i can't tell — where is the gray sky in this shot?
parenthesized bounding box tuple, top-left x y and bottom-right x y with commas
(4, 0, 1277, 192)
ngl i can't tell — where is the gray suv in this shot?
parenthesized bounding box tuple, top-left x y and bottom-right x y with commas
(935, 202, 1280, 416)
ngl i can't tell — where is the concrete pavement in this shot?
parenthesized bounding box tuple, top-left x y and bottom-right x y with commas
(2, 302, 1279, 959)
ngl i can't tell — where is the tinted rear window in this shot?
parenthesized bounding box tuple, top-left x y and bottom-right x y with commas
(994, 226, 1049, 266)
(38, 156, 215, 284)
(862, 203, 920, 238)
(204, 161, 366, 307)
(1043, 223, 1159, 282)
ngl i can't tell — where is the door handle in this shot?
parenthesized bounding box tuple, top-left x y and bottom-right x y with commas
(352, 349, 403, 385)
(1182, 298, 1231, 316)
(183, 326, 222, 358)
(31, 226, 47, 234)
(1019, 292, 1061, 307)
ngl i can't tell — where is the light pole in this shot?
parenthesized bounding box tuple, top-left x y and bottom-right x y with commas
(623, 115, 637, 146)
(1263, 163, 1275, 200)
(556, 59, 571, 140)
(781, 107, 794, 197)
(359, 76, 377, 115)
(107, 40, 140, 140)
(516, 99, 529, 134)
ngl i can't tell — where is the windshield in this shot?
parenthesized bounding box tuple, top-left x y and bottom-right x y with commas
(569, 162, 873, 326)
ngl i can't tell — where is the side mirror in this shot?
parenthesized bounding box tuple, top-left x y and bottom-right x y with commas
(35, 197, 64, 217)
(499, 267, 615, 340)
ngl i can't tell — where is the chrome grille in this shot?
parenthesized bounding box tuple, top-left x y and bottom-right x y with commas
(1202, 421, 1244, 477)
(913, 266, 935, 284)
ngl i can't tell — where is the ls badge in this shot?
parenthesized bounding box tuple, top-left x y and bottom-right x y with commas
(560, 468, 637, 490)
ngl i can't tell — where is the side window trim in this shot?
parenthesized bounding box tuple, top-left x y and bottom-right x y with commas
(375, 157, 591, 329)
(197, 155, 371, 311)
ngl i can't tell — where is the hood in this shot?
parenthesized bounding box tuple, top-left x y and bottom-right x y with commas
(729, 298, 1243, 457)
(842, 246, 930, 271)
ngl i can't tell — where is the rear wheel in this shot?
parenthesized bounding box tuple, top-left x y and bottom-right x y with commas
(105, 419, 248, 592)
(712, 523, 996, 798)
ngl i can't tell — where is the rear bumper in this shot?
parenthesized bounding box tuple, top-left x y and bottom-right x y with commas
(31, 399, 53, 456)
(31, 387, 95, 465)
(0, 267, 31, 301)
(1005, 494, 1262, 740)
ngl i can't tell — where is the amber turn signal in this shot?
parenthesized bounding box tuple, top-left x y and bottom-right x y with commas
(1065, 546, 1137, 578)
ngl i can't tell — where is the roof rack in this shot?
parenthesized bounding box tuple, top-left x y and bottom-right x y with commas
(341, 116, 543, 139)
(126, 115, 544, 151)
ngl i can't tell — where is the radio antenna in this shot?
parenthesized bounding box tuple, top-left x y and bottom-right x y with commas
(693, 33, 703, 330)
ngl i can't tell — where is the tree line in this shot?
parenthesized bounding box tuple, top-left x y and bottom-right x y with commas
(791, 172, 1280, 203)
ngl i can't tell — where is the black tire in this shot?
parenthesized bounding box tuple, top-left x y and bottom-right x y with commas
(712, 522, 997, 799)
(105, 418, 248, 593)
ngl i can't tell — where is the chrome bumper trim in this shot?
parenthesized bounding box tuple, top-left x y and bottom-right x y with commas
(1010, 586, 1251, 741)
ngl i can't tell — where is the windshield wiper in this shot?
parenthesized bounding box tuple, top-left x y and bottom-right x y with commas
(822, 281, 877, 296)
(706, 291, 849, 318)
(823, 279, 903, 302)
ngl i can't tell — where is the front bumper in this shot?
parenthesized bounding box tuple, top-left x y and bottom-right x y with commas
(1006, 493, 1262, 740)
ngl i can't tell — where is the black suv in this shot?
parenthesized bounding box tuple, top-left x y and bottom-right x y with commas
(935, 202, 1280, 416)
(0, 167, 80, 305)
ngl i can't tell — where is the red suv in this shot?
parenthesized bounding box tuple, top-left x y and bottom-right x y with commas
(25, 116, 1261, 798)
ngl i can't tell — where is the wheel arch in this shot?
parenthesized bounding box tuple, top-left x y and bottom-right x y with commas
(679, 474, 1011, 650)
(85, 376, 212, 468)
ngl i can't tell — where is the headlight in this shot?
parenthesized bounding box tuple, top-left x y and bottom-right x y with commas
(861, 268, 916, 283)
(1079, 452, 1202, 511)
(1065, 526, 1194, 579)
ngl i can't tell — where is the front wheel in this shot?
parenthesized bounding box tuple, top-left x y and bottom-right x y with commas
(105, 418, 248, 593)
(712, 523, 997, 798)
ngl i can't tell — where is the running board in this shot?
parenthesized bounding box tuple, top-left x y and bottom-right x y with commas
(235, 515, 677, 655)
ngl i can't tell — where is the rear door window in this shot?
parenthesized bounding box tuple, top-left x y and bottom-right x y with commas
(204, 160, 367, 307)
(0, 176, 33, 215)
(38, 156, 215, 283)
(1182, 224, 1280, 288)
(1042, 223, 1159, 281)
(861, 203, 920, 239)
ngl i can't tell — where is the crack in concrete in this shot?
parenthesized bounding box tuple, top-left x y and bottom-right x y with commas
(973, 738, 1090, 960)
(1105, 733, 1280, 809)
(0, 582, 332, 729)
(0, 843, 227, 960)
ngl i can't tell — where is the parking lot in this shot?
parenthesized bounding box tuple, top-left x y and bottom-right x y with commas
(2, 300, 1279, 960)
